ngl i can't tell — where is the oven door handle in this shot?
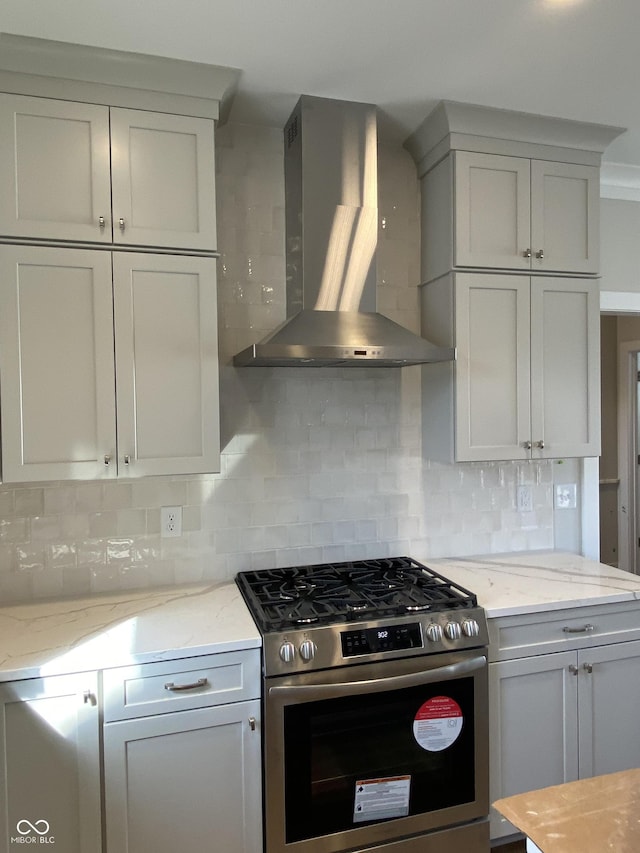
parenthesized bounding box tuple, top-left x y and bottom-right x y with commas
(268, 654, 486, 701)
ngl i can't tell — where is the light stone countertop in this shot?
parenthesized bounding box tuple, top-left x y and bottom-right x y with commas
(2, 551, 640, 683)
(427, 551, 640, 617)
(0, 581, 260, 683)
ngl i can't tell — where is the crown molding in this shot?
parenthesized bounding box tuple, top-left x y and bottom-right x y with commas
(0, 33, 240, 122)
(600, 162, 640, 202)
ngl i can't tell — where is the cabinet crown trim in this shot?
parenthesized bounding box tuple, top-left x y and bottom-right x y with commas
(405, 100, 625, 175)
(0, 33, 240, 121)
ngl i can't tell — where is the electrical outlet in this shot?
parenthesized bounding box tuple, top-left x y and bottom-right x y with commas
(161, 506, 182, 538)
(516, 485, 533, 513)
(555, 483, 577, 510)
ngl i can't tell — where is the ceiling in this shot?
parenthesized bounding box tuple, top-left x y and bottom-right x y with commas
(2, 0, 640, 167)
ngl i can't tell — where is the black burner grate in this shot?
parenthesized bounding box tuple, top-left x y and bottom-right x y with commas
(235, 557, 477, 632)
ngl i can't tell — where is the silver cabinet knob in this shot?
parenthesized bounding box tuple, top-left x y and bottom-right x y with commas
(523, 440, 532, 450)
(445, 621, 462, 640)
(535, 249, 544, 259)
(523, 248, 532, 258)
(248, 717, 257, 731)
(462, 619, 480, 638)
(583, 662, 593, 674)
(99, 216, 106, 229)
(119, 217, 125, 232)
(299, 639, 316, 662)
(83, 690, 96, 706)
(569, 664, 579, 676)
(426, 623, 443, 643)
(535, 440, 545, 449)
(279, 641, 295, 663)
(104, 454, 111, 466)
(123, 454, 130, 465)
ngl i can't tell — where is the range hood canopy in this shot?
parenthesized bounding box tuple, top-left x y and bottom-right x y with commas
(233, 95, 454, 368)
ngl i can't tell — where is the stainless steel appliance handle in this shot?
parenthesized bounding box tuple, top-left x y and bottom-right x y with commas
(268, 654, 486, 701)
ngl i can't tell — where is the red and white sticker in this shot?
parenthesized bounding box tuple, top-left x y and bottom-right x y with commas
(413, 696, 463, 752)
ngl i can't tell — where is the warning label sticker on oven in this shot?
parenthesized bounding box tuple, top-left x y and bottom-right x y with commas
(353, 775, 411, 823)
(413, 696, 463, 752)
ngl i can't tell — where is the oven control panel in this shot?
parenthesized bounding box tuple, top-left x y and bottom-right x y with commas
(263, 607, 489, 676)
(341, 623, 422, 657)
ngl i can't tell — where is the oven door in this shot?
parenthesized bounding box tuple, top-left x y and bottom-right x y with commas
(264, 649, 488, 853)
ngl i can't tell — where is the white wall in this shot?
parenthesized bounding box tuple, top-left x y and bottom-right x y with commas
(600, 197, 640, 294)
(0, 123, 556, 604)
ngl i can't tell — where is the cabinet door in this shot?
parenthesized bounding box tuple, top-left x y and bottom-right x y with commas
(0, 245, 117, 482)
(110, 108, 216, 251)
(103, 700, 262, 853)
(455, 273, 531, 461)
(530, 161, 599, 274)
(530, 277, 600, 458)
(454, 151, 531, 271)
(489, 654, 578, 841)
(0, 672, 101, 852)
(112, 253, 220, 476)
(0, 94, 112, 244)
(578, 641, 640, 779)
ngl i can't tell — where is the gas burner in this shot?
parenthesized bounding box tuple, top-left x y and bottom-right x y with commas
(236, 557, 478, 633)
(278, 578, 318, 601)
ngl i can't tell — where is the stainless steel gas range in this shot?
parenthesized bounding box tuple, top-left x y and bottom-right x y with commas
(236, 556, 490, 853)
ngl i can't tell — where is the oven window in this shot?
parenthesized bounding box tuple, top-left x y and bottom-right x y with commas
(284, 677, 475, 842)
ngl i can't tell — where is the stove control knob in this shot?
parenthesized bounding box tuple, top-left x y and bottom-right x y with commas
(299, 640, 316, 662)
(445, 621, 462, 641)
(426, 623, 443, 643)
(279, 641, 296, 663)
(462, 618, 480, 638)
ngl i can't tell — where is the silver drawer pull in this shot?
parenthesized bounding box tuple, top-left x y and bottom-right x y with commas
(248, 717, 256, 731)
(562, 624, 595, 634)
(164, 677, 209, 692)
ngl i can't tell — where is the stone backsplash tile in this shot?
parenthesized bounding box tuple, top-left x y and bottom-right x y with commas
(0, 123, 560, 604)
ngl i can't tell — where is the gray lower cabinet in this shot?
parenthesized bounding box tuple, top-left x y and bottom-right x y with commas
(102, 651, 262, 853)
(0, 651, 262, 853)
(0, 672, 102, 852)
(103, 701, 262, 853)
(489, 605, 640, 841)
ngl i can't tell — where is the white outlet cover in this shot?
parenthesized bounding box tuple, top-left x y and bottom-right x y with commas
(161, 505, 182, 537)
(516, 485, 533, 513)
(555, 484, 577, 510)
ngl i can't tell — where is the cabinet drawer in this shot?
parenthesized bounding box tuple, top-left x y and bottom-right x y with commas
(103, 650, 260, 721)
(489, 601, 640, 661)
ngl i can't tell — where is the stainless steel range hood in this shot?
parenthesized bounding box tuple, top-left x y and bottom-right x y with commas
(233, 96, 455, 368)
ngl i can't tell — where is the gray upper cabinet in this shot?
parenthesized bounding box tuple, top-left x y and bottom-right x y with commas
(454, 152, 600, 275)
(406, 100, 624, 285)
(420, 272, 601, 463)
(0, 94, 216, 252)
(0, 94, 112, 244)
(0, 245, 220, 482)
(406, 100, 622, 463)
(110, 107, 216, 252)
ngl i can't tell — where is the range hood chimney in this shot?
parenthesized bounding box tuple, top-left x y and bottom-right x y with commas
(233, 95, 455, 368)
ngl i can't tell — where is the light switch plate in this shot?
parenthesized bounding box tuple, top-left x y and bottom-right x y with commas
(555, 483, 577, 510)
